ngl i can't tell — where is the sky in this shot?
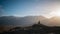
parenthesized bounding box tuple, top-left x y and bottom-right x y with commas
(0, 0, 60, 17)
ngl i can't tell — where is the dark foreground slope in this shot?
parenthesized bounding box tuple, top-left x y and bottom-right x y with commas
(1, 21, 60, 34)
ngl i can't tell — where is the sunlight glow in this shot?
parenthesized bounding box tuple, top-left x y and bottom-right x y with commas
(50, 9, 60, 16)
(56, 12, 60, 16)
(45, 8, 60, 18)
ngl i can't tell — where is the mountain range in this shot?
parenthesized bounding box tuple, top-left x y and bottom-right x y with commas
(0, 16, 60, 27)
(0, 16, 60, 32)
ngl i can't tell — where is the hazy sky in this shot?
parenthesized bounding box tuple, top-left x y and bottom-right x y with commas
(0, 0, 60, 17)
